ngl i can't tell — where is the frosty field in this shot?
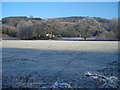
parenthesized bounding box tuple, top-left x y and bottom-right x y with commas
(2, 40, 119, 88)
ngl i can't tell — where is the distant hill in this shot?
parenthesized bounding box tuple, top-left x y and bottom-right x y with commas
(2, 16, 42, 26)
(46, 16, 111, 23)
(2, 16, 110, 24)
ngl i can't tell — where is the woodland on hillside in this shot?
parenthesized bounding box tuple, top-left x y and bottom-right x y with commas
(0, 16, 119, 40)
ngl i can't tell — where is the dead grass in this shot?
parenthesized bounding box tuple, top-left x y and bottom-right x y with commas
(0, 34, 8, 37)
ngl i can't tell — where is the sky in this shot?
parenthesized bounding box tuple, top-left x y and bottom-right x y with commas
(1, 0, 120, 2)
(2, 2, 118, 19)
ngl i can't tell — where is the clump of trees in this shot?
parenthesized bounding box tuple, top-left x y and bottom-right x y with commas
(76, 18, 102, 40)
(16, 19, 61, 39)
(17, 21, 35, 39)
(1, 16, 119, 40)
(2, 24, 17, 37)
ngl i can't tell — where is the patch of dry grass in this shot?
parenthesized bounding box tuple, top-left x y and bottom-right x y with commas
(0, 34, 8, 37)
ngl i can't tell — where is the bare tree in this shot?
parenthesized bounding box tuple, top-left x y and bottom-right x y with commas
(109, 18, 118, 40)
(17, 21, 34, 39)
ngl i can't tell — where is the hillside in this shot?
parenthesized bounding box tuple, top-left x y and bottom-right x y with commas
(1, 16, 118, 40)
(46, 16, 111, 23)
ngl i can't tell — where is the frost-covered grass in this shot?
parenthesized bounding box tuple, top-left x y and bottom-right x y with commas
(2, 40, 118, 51)
(2, 40, 119, 88)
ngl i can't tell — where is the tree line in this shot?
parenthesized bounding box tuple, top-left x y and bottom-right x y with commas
(1, 16, 119, 40)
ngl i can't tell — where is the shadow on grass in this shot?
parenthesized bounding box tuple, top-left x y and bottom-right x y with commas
(2, 48, 118, 88)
